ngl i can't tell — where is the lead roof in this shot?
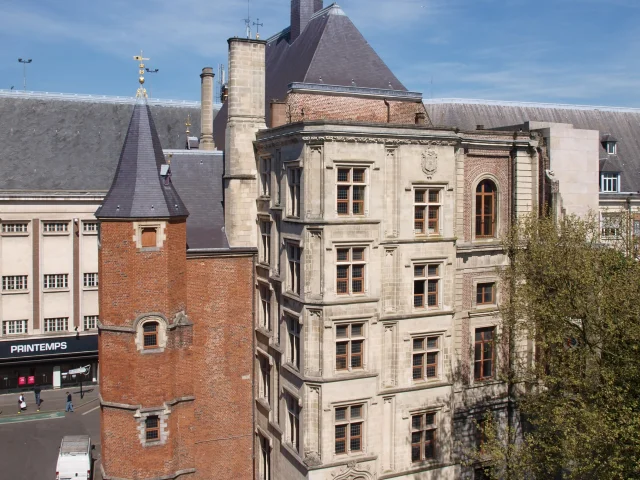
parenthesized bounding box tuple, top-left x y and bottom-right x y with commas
(96, 99, 189, 219)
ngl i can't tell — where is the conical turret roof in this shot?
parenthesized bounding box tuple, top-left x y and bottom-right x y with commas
(96, 98, 189, 219)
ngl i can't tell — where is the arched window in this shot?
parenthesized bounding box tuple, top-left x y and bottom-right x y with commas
(143, 321, 159, 349)
(475, 180, 497, 238)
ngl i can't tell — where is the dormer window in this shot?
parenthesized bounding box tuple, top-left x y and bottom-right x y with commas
(600, 173, 620, 193)
(601, 134, 618, 155)
(606, 142, 617, 155)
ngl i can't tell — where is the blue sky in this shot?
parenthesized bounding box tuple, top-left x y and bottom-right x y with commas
(1, 0, 638, 106)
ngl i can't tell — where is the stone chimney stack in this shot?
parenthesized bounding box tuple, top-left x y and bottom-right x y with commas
(200, 67, 215, 150)
(290, 0, 323, 42)
(224, 38, 266, 248)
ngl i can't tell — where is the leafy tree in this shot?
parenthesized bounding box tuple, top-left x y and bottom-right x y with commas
(469, 213, 640, 479)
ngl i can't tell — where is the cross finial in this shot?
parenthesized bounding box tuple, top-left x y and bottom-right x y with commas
(253, 18, 264, 39)
(133, 50, 150, 98)
(185, 114, 192, 136)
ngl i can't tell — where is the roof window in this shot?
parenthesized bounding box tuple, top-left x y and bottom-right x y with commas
(601, 134, 618, 155)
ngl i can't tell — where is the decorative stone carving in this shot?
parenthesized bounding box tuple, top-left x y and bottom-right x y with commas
(421, 149, 438, 177)
(331, 461, 376, 480)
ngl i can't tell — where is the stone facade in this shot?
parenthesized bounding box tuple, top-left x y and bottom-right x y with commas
(243, 117, 538, 479)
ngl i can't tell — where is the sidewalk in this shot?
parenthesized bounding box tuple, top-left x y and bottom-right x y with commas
(0, 385, 99, 416)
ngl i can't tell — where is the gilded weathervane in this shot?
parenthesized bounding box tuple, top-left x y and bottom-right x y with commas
(133, 51, 150, 98)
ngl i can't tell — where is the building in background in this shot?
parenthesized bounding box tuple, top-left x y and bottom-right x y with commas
(0, 91, 206, 392)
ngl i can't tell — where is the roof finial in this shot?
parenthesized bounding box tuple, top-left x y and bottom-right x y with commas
(133, 51, 150, 98)
(185, 113, 192, 136)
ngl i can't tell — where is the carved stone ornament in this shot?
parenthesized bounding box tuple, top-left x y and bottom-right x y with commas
(331, 461, 376, 480)
(422, 149, 438, 176)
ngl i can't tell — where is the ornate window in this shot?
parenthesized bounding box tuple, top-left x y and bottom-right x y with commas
(475, 180, 496, 238)
(414, 188, 441, 235)
(337, 167, 367, 216)
(412, 335, 440, 381)
(335, 323, 365, 371)
(413, 264, 441, 309)
(411, 412, 437, 462)
(336, 247, 365, 295)
(334, 404, 364, 455)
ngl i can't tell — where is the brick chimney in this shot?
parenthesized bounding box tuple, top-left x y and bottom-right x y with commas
(200, 67, 215, 150)
(291, 0, 323, 42)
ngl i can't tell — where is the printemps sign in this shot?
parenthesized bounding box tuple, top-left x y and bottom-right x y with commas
(0, 334, 97, 360)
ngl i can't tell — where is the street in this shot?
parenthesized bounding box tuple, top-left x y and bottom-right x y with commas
(0, 387, 101, 479)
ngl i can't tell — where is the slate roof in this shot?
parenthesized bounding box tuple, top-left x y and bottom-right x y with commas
(425, 99, 640, 193)
(0, 92, 202, 192)
(213, 2, 407, 148)
(167, 150, 228, 249)
(96, 99, 189, 219)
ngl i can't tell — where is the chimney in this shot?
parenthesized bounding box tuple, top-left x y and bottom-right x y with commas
(200, 67, 215, 150)
(224, 38, 266, 248)
(270, 100, 287, 128)
(290, 0, 323, 42)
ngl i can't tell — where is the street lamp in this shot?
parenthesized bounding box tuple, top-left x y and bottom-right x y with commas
(18, 58, 32, 91)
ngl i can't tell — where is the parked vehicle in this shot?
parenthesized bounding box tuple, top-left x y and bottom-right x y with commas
(55, 435, 92, 480)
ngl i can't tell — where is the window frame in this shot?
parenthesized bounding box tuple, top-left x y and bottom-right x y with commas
(140, 227, 158, 248)
(606, 142, 617, 155)
(143, 321, 159, 349)
(258, 354, 271, 406)
(413, 263, 442, 310)
(258, 284, 272, 331)
(2, 319, 28, 335)
(259, 219, 272, 266)
(601, 213, 623, 239)
(287, 315, 301, 370)
(42, 222, 69, 233)
(43, 274, 69, 290)
(411, 411, 438, 463)
(334, 403, 365, 456)
(258, 434, 271, 480)
(285, 393, 300, 452)
(335, 322, 366, 372)
(474, 327, 496, 381)
(336, 246, 366, 296)
(476, 282, 496, 307)
(414, 187, 442, 236)
(2, 275, 28, 292)
(43, 317, 69, 332)
(82, 222, 98, 233)
(475, 179, 497, 239)
(600, 172, 620, 193)
(1, 222, 29, 234)
(287, 167, 302, 218)
(287, 243, 302, 296)
(412, 334, 442, 382)
(83, 272, 99, 289)
(336, 166, 367, 216)
(260, 156, 272, 198)
(83, 316, 99, 330)
(145, 415, 160, 442)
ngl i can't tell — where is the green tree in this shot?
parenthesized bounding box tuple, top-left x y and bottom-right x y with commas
(470, 213, 640, 479)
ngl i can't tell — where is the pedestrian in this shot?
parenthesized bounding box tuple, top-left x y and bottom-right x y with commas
(65, 391, 74, 413)
(18, 393, 27, 414)
(34, 386, 42, 412)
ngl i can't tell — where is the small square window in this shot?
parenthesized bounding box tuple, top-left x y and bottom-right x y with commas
(141, 227, 157, 248)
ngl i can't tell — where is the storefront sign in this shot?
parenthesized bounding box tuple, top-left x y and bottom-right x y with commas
(0, 335, 98, 360)
(18, 376, 26, 386)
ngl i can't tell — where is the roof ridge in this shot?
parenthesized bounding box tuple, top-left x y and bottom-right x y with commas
(425, 98, 640, 114)
(0, 89, 214, 108)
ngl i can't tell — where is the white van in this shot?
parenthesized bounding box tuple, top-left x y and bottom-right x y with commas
(55, 435, 92, 480)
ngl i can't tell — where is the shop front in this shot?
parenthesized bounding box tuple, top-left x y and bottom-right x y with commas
(0, 334, 98, 393)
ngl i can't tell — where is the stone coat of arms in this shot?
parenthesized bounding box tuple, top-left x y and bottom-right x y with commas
(421, 149, 438, 177)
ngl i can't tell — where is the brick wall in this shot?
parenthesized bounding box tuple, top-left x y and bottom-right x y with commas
(287, 92, 427, 125)
(187, 254, 255, 480)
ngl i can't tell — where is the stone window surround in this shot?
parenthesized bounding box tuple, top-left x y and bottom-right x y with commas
(134, 313, 169, 354)
(132, 221, 166, 250)
(410, 256, 448, 311)
(285, 161, 302, 219)
(256, 348, 273, 410)
(332, 318, 369, 375)
(283, 309, 302, 372)
(0, 221, 30, 235)
(135, 407, 170, 447)
(409, 329, 447, 383)
(259, 154, 272, 198)
(282, 386, 302, 453)
(334, 244, 369, 297)
(330, 397, 371, 461)
(257, 215, 272, 267)
(256, 278, 273, 333)
(471, 277, 499, 310)
(471, 174, 500, 242)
